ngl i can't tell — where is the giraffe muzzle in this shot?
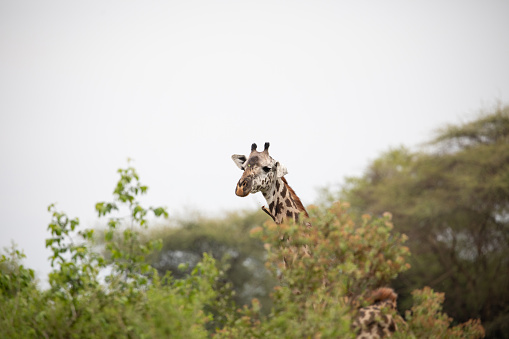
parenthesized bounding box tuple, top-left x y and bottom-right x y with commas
(235, 178, 252, 197)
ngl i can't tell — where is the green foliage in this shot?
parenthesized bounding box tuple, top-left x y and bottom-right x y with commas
(398, 287, 485, 339)
(94, 165, 167, 294)
(147, 209, 275, 314)
(331, 104, 509, 337)
(0, 244, 35, 297)
(0, 164, 225, 338)
(0, 157, 488, 338)
(217, 202, 483, 338)
(256, 203, 410, 302)
(46, 204, 103, 299)
(0, 245, 38, 338)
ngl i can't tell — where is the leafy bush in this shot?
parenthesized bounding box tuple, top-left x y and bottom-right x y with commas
(398, 287, 485, 339)
(147, 209, 275, 315)
(0, 164, 485, 338)
(0, 165, 227, 338)
(217, 202, 484, 338)
(330, 105, 509, 337)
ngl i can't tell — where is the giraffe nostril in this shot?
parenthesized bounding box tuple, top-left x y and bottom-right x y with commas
(236, 178, 251, 197)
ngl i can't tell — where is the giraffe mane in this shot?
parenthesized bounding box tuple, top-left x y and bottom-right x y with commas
(369, 287, 397, 305)
(281, 177, 309, 218)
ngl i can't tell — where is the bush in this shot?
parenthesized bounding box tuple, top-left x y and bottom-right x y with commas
(217, 202, 484, 338)
(334, 105, 509, 337)
(0, 165, 485, 338)
(0, 165, 228, 338)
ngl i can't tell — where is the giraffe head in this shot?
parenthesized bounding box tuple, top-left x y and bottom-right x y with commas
(231, 142, 288, 197)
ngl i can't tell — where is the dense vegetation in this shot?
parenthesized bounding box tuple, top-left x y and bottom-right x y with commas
(322, 104, 509, 338)
(2, 105, 504, 337)
(1, 170, 483, 337)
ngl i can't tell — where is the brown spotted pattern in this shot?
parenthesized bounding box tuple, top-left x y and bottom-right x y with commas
(353, 288, 399, 339)
(263, 176, 308, 224)
(231, 142, 307, 224)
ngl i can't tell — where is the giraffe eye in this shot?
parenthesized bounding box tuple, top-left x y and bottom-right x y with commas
(262, 166, 271, 173)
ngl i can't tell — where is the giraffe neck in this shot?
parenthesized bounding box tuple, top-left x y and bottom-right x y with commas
(262, 177, 308, 224)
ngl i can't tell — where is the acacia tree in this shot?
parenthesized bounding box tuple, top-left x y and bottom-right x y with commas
(334, 105, 509, 338)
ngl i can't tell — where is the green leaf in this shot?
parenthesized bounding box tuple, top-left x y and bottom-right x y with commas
(105, 230, 114, 242)
(152, 207, 169, 218)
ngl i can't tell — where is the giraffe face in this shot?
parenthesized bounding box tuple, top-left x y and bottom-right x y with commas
(232, 143, 288, 197)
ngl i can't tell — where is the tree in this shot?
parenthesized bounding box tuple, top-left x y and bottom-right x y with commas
(146, 210, 276, 314)
(334, 104, 509, 338)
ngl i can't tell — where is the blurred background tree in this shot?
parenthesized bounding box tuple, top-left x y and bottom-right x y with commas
(320, 105, 509, 338)
(145, 210, 276, 314)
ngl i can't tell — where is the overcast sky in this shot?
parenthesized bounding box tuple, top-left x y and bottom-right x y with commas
(1, 1, 508, 284)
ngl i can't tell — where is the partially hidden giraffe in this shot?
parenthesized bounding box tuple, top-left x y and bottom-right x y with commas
(353, 287, 399, 339)
(232, 142, 399, 339)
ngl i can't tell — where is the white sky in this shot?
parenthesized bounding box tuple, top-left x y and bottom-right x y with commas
(1, 1, 508, 283)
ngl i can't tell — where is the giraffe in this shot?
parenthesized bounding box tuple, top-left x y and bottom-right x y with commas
(352, 287, 399, 339)
(232, 142, 399, 338)
(231, 142, 308, 224)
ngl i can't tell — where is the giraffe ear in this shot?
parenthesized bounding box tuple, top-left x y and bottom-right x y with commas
(232, 154, 247, 170)
(275, 162, 288, 178)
